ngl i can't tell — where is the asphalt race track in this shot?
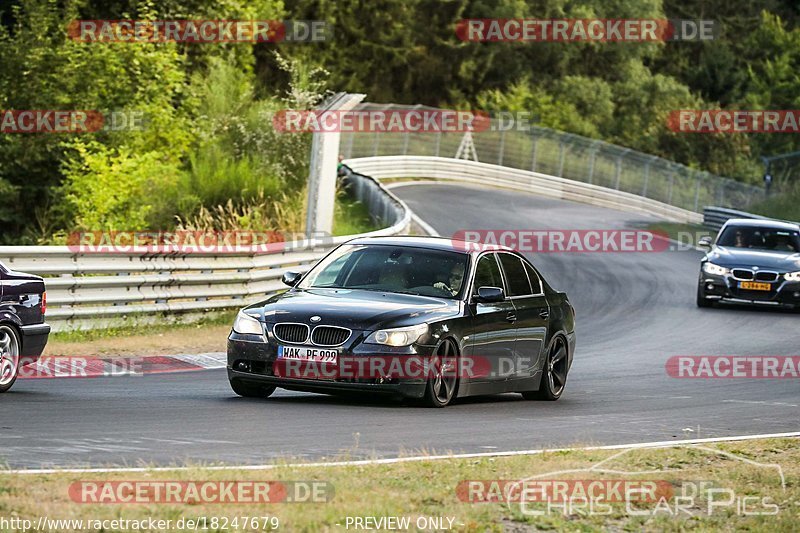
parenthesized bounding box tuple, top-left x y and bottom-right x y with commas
(3, 183, 798, 470)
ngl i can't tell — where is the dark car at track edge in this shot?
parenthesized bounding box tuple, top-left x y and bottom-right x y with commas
(227, 236, 576, 407)
(697, 218, 800, 310)
(0, 260, 50, 392)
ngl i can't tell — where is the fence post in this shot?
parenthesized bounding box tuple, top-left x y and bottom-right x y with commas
(372, 132, 380, 157)
(345, 132, 355, 158)
(642, 159, 651, 197)
(402, 130, 410, 155)
(498, 129, 506, 166)
(531, 135, 538, 172)
(694, 174, 702, 212)
(667, 172, 675, 205)
(587, 141, 600, 184)
(614, 150, 628, 190)
(435, 130, 441, 157)
(557, 139, 565, 177)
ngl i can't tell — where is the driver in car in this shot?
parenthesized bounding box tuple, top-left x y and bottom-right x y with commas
(734, 230, 747, 248)
(434, 265, 464, 296)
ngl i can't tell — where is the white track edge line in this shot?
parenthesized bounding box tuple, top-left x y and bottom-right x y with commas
(4, 431, 799, 475)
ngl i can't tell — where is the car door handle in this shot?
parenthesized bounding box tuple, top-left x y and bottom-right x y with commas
(539, 309, 550, 319)
(506, 312, 517, 323)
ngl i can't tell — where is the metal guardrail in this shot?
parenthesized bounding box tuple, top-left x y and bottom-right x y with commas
(342, 103, 767, 213)
(0, 172, 411, 332)
(703, 206, 797, 232)
(346, 155, 703, 224)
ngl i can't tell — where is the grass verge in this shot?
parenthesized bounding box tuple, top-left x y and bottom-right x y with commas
(333, 190, 379, 236)
(1, 437, 797, 531)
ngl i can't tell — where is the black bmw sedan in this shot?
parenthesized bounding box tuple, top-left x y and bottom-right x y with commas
(697, 218, 800, 309)
(0, 261, 50, 392)
(228, 236, 576, 407)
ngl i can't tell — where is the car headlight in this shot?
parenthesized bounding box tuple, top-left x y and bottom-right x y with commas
(784, 271, 800, 282)
(702, 262, 730, 276)
(232, 311, 264, 336)
(364, 323, 429, 347)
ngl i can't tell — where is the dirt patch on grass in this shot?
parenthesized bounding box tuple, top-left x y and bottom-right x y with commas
(45, 324, 230, 357)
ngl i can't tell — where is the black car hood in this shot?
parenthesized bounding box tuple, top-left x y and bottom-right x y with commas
(252, 288, 462, 330)
(708, 246, 800, 272)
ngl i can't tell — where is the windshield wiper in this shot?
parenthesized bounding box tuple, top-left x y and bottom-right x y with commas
(310, 284, 432, 297)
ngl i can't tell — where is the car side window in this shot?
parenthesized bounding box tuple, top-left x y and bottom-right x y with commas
(498, 253, 533, 297)
(471, 254, 503, 296)
(523, 261, 543, 294)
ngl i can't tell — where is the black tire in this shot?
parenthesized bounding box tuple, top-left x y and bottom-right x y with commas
(422, 339, 459, 408)
(522, 336, 568, 401)
(0, 325, 21, 393)
(696, 284, 713, 308)
(230, 379, 276, 398)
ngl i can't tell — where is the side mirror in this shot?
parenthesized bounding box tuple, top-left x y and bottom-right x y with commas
(282, 271, 302, 287)
(475, 286, 505, 303)
(698, 236, 713, 249)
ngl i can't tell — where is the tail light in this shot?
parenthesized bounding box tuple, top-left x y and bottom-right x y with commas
(42, 291, 47, 315)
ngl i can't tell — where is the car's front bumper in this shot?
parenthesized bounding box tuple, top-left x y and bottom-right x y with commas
(699, 271, 800, 307)
(227, 330, 435, 400)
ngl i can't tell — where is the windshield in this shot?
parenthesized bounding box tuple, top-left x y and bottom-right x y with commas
(717, 225, 800, 252)
(298, 244, 470, 299)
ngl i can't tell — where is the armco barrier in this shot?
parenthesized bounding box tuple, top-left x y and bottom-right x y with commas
(345, 155, 703, 224)
(0, 172, 411, 332)
(703, 206, 781, 232)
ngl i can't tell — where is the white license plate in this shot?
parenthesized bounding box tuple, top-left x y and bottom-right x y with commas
(277, 345, 338, 363)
